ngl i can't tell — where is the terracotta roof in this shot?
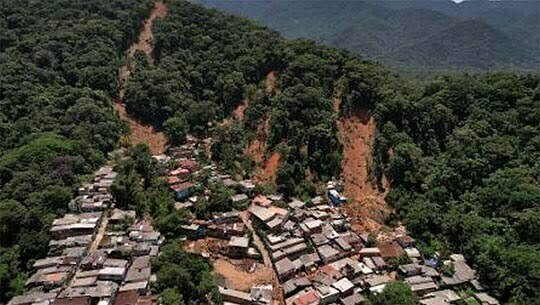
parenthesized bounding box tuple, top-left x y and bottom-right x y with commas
(170, 182, 194, 192)
(294, 290, 320, 305)
(114, 291, 139, 305)
(52, 297, 91, 305)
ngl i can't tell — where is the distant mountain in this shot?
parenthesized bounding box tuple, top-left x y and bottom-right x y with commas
(197, 0, 540, 74)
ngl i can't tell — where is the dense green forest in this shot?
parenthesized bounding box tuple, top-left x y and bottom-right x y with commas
(1, 0, 538, 304)
(0, 0, 152, 302)
(373, 74, 540, 304)
(197, 0, 539, 75)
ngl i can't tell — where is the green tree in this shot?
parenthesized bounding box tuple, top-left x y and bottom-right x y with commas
(160, 288, 185, 305)
(367, 282, 417, 305)
(163, 115, 188, 146)
(110, 163, 143, 212)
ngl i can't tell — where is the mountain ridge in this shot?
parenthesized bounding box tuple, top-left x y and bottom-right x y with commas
(197, 0, 540, 74)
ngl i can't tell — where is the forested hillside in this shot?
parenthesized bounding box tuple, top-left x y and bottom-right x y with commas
(373, 74, 540, 303)
(0, 0, 152, 302)
(197, 0, 539, 74)
(124, 0, 392, 197)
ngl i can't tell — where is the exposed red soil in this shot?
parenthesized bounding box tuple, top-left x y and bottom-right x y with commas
(265, 71, 279, 95)
(233, 98, 249, 121)
(115, 1, 168, 155)
(334, 97, 390, 232)
(213, 259, 274, 292)
(254, 152, 281, 184)
(246, 139, 265, 164)
(114, 103, 167, 155)
(246, 116, 281, 185)
(243, 72, 282, 185)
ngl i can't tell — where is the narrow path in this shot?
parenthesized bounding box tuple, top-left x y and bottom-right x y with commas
(334, 97, 389, 232)
(115, 1, 168, 155)
(240, 211, 284, 305)
(89, 216, 109, 253)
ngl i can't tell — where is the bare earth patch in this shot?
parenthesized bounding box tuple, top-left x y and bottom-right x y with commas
(213, 259, 274, 292)
(247, 71, 282, 185)
(265, 71, 279, 95)
(115, 1, 168, 154)
(114, 103, 167, 155)
(233, 98, 249, 121)
(334, 97, 390, 232)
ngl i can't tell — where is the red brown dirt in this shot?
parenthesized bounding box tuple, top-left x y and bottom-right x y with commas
(185, 237, 227, 254)
(114, 103, 167, 155)
(212, 259, 274, 292)
(246, 117, 281, 185)
(265, 71, 279, 95)
(233, 98, 249, 121)
(247, 71, 282, 185)
(254, 152, 281, 184)
(115, 1, 168, 155)
(334, 97, 390, 233)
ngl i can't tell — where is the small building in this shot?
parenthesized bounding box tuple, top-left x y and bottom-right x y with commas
(396, 235, 416, 248)
(289, 288, 321, 305)
(422, 289, 461, 304)
(475, 293, 500, 305)
(315, 285, 339, 305)
(410, 282, 439, 296)
(219, 287, 256, 305)
(250, 284, 273, 304)
(228, 236, 250, 257)
(371, 257, 387, 270)
(399, 263, 423, 277)
(52, 297, 92, 305)
(98, 267, 125, 282)
(441, 257, 476, 286)
(175, 202, 193, 211)
(317, 245, 340, 264)
(249, 205, 276, 223)
(231, 194, 249, 205)
(275, 257, 296, 280)
(335, 237, 352, 252)
(212, 211, 241, 224)
(253, 195, 272, 207)
(300, 219, 323, 234)
(359, 248, 381, 257)
(300, 253, 321, 270)
(170, 182, 194, 201)
(125, 266, 151, 283)
(25, 271, 70, 289)
(283, 277, 312, 297)
(288, 199, 306, 209)
(119, 281, 149, 294)
(332, 278, 354, 296)
(328, 189, 346, 206)
(7, 292, 57, 305)
(340, 293, 365, 305)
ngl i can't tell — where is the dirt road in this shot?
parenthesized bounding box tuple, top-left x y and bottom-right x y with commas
(240, 211, 284, 304)
(89, 215, 109, 253)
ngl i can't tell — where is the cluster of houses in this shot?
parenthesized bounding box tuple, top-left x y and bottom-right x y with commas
(159, 137, 212, 201)
(241, 191, 500, 305)
(8, 166, 163, 305)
